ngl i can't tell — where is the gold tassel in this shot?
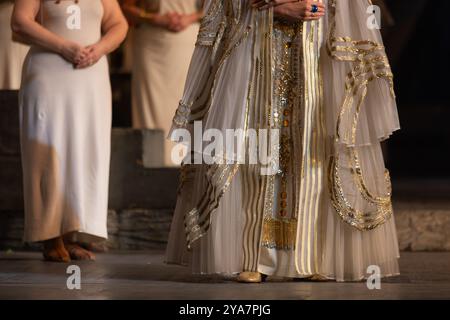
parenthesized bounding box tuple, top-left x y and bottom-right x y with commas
(261, 217, 297, 250)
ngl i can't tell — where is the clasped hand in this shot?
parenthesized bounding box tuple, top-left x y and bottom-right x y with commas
(157, 12, 193, 33)
(251, 0, 325, 22)
(61, 41, 105, 69)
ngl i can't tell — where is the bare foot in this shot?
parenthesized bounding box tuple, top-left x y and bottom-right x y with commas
(43, 237, 71, 263)
(65, 243, 96, 261)
(83, 241, 109, 253)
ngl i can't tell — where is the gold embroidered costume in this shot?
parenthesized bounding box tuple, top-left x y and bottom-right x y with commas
(166, 0, 400, 281)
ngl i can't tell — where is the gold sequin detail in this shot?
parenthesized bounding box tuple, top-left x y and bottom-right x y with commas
(261, 20, 300, 250)
(262, 218, 298, 250)
(327, 0, 395, 230)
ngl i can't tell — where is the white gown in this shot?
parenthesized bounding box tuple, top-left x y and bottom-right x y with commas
(0, 1, 29, 90)
(166, 0, 401, 282)
(20, 0, 111, 243)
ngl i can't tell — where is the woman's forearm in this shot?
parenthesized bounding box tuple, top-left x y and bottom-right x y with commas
(123, 4, 166, 27)
(98, 21, 128, 55)
(97, 0, 128, 55)
(122, 3, 147, 24)
(11, 13, 67, 54)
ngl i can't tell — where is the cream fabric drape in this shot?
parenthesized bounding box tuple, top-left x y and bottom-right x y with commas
(131, 0, 200, 166)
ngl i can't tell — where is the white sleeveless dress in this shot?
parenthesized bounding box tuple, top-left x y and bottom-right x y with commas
(20, 0, 111, 243)
(131, 0, 200, 166)
(0, 1, 29, 89)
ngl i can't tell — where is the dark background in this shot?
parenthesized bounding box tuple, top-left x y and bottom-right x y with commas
(382, 0, 450, 179)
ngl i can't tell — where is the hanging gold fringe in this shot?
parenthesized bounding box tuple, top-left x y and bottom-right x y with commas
(261, 217, 298, 250)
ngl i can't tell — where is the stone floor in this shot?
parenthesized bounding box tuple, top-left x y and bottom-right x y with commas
(0, 251, 449, 300)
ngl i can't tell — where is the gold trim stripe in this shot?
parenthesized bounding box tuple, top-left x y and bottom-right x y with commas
(294, 16, 326, 276)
